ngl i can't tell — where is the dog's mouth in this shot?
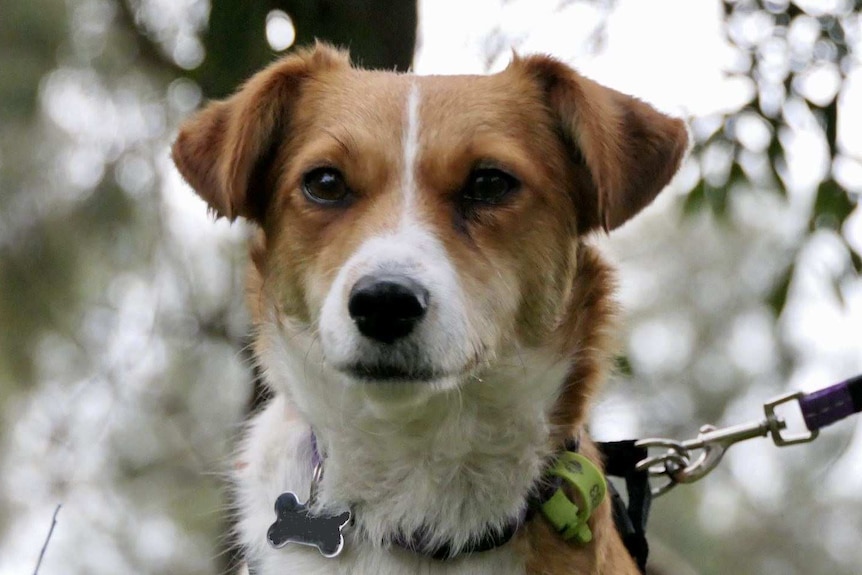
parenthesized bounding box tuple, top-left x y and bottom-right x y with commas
(336, 362, 450, 383)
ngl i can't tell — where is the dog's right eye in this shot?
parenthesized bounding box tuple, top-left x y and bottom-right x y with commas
(461, 168, 520, 205)
(302, 167, 350, 205)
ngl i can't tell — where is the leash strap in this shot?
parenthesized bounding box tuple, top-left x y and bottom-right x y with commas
(598, 440, 651, 574)
(799, 374, 862, 431)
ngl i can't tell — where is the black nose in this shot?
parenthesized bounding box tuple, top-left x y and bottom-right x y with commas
(348, 275, 429, 344)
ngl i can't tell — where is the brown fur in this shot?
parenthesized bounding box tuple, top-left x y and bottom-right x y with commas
(172, 43, 687, 575)
(514, 55, 689, 232)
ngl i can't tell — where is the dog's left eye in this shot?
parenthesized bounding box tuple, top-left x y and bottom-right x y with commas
(461, 168, 519, 204)
(302, 167, 350, 205)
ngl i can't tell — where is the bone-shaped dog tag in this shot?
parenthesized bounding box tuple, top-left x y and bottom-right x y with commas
(267, 492, 352, 558)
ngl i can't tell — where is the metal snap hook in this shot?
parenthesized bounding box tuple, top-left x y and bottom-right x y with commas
(635, 391, 821, 497)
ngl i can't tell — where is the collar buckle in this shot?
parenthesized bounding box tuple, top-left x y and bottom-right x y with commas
(539, 451, 607, 543)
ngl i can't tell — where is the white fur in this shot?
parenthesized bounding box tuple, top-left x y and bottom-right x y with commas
(233, 81, 569, 574)
(317, 82, 488, 392)
(402, 82, 420, 218)
(236, 344, 568, 574)
(317, 226, 473, 391)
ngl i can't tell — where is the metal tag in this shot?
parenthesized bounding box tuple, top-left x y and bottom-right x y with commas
(266, 492, 351, 558)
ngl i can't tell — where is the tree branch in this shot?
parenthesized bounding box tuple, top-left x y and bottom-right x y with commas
(114, 0, 188, 78)
(33, 504, 62, 575)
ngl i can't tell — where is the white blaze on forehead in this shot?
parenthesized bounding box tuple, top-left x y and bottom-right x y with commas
(316, 80, 477, 383)
(401, 81, 421, 222)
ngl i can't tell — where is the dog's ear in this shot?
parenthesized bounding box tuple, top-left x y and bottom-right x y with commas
(171, 44, 350, 222)
(515, 55, 689, 232)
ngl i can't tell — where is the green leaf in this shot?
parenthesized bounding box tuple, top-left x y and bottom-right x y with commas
(830, 276, 846, 308)
(767, 265, 794, 317)
(682, 182, 705, 216)
(810, 180, 856, 231)
(681, 180, 731, 219)
(728, 161, 745, 186)
(766, 136, 787, 197)
(614, 355, 633, 377)
(824, 99, 838, 159)
(705, 184, 728, 218)
(850, 247, 862, 275)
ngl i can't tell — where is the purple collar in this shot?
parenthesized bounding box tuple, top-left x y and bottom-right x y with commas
(309, 432, 577, 559)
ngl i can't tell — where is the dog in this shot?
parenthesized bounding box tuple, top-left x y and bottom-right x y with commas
(172, 43, 688, 575)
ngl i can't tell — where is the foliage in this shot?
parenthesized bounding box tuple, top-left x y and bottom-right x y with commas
(685, 0, 861, 315)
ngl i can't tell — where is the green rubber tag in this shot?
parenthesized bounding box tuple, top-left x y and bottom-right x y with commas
(539, 452, 607, 543)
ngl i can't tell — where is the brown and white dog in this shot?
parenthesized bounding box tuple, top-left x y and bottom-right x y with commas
(172, 44, 688, 575)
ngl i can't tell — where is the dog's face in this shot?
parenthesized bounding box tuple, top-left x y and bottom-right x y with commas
(173, 45, 687, 407)
(267, 67, 584, 392)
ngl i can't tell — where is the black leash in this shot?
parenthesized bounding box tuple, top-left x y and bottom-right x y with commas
(600, 373, 862, 573)
(598, 441, 651, 574)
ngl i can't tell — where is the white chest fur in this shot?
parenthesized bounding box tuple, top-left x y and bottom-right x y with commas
(234, 396, 529, 575)
(234, 345, 570, 575)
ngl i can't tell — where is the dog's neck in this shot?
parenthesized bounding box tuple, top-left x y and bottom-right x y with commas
(312, 350, 570, 552)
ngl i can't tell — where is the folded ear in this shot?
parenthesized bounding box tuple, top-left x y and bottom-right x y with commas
(171, 44, 350, 221)
(514, 55, 689, 232)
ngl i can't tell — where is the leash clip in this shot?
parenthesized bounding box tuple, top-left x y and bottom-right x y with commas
(635, 391, 818, 497)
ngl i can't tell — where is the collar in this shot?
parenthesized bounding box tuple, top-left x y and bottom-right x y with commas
(302, 433, 606, 560)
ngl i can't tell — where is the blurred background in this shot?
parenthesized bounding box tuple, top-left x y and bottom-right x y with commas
(1, 0, 861, 573)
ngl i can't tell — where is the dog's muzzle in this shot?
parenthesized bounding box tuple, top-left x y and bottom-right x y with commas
(319, 250, 468, 385)
(348, 274, 429, 344)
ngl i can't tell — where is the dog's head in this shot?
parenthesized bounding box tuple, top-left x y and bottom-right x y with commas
(172, 44, 687, 414)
